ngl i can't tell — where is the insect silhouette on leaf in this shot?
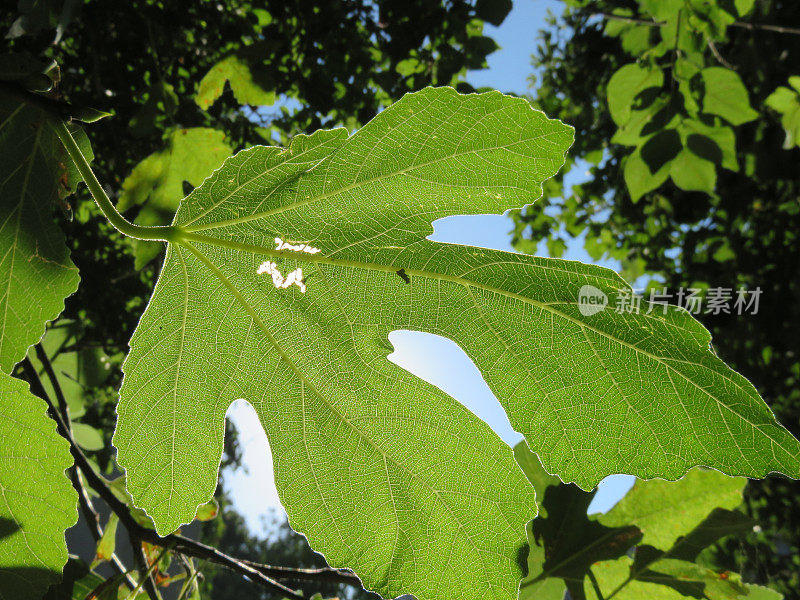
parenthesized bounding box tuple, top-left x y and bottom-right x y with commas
(396, 268, 410, 284)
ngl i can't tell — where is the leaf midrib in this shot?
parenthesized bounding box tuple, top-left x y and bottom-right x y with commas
(176, 231, 790, 476)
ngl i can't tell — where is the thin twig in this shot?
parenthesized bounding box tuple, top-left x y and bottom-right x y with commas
(18, 363, 310, 600)
(707, 38, 736, 69)
(730, 20, 800, 36)
(26, 352, 136, 589)
(240, 560, 362, 587)
(597, 12, 800, 36)
(587, 568, 606, 600)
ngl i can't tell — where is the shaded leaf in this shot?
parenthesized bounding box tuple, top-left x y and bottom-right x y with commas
(600, 468, 746, 549)
(607, 64, 664, 126)
(624, 146, 670, 201)
(43, 556, 105, 600)
(118, 128, 232, 268)
(520, 477, 641, 600)
(195, 55, 275, 110)
(700, 67, 759, 126)
(0, 372, 77, 600)
(0, 92, 82, 372)
(670, 148, 717, 194)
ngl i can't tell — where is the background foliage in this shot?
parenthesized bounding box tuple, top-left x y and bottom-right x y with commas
(512, 0, 800, 596)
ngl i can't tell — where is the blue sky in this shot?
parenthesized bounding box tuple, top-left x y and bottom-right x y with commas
(226, 0, 634, 533)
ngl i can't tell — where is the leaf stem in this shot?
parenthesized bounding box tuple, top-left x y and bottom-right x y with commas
(51, 119, 182, 242)
(587, 568, 606, 600)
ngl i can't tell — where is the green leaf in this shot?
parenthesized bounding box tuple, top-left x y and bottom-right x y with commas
(118, 128, 233, 268)
(624, 146, 671, 201)
(195, 55, 275, 110)
(679, 119, 739, 172)
(43, 557, 105, 600)
(193, 498, 219, 522)
(670, 147, 717, 193)
(513, 441, 560, 495)
(27, 320, 114, 420)
(520, 478, 642, 600)
(765, 84, 800, 149)
(600, 468, 746, 549)
(91, 514, 119, 566)
(607, 64, 664, 126)
(591, 509, 765, 600)
(734, 0, 756, 17)
(0, 92, 82, 372)
(71, 422, 104, 451)
(0, 372, 77, 600)
(115, 87, 800, 598)
(475, 0, 512, 27)
(700, 67, 759, 126)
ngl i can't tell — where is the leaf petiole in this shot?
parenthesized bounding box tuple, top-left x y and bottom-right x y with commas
(52, 118, 184, 242)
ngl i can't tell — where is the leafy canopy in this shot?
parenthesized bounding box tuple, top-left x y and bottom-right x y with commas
(112, 87, 800, 600)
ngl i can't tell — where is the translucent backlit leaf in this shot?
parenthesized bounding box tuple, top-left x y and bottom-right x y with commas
(115, 87, 800, 600)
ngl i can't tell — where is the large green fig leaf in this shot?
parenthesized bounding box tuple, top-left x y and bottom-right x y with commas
(0, 372, 77, 599)
(0, 92, 82, 372)
(115, 87, 800, 599)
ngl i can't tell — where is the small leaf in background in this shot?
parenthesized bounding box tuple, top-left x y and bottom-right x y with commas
(27, 320, 115, 419)
(117, 128, 233, 268)
(0, 92, 85, 372)
(195, 55, 275, 110)
(91, 514, 119, 567)
(765, 77, 800, 150)
(193, 498, 219, 522)
(607, 64, 664, 126)
(71, 422, 105, 451)
(129, 81, 179, 138)
(0, 372, 77, 600)
(701, 67, 759, 126)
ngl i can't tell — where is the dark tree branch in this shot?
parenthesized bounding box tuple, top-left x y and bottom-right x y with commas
(241, 560, 363, 587)
(730, 20, 800, 36)
(19, 360, 313, 600)
(130, 535, 163, 600)
(23, 354, 136, 589)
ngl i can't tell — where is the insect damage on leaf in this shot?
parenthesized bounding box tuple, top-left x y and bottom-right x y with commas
(256, 261, 306, 292)
(274, 236, 321, 254)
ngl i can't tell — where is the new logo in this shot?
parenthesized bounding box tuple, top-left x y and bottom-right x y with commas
(577, 285, 608, 316)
